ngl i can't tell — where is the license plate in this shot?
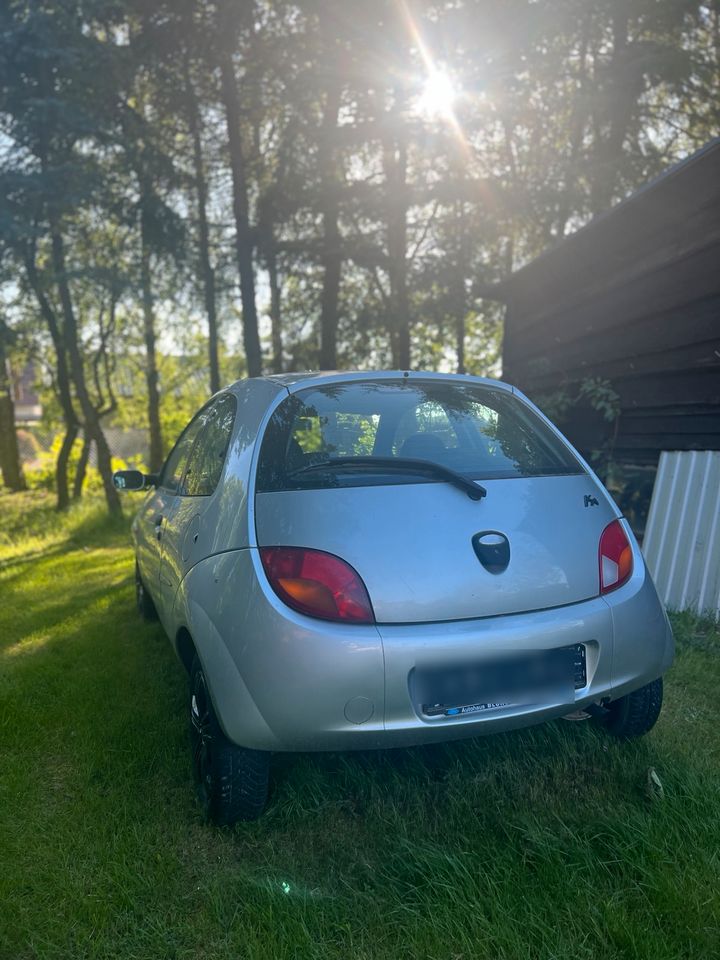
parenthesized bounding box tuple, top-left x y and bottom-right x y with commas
(418, 644, 586, 718)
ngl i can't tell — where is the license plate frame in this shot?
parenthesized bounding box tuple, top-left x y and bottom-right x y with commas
(418, 644, 587, 718)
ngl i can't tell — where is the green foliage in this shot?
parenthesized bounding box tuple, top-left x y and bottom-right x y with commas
(535, 376, 621, 426)
(603, 461, 659, 534)
(577, 377, 621, 423)
(22, 432, 146, 493)
(110, 347, 219, 452)
(0, 0, 717, 504)
(1, 496, 719, 958)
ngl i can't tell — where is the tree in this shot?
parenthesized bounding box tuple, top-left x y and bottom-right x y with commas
(0, 0, 122, 514)
(182, 45, 221, 392)
(1, 0, 717, 517)
(216, 0, 263, 378)
(23, 237, 80, 509)
(0, 319, 26, 492)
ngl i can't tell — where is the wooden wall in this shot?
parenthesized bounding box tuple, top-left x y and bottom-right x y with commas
(498, 141, 720, 467)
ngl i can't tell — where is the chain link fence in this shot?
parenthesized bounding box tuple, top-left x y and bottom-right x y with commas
(16, 425, 149, 472)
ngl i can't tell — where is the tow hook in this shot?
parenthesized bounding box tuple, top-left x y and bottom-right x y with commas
(562, 701, 610, 721)
(586, 701, 610, 718)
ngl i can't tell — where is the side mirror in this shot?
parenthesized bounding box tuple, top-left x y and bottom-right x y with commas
(113, 470, 158, 491)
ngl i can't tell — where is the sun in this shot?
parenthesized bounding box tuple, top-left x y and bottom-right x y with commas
(416, 69, 458, 121)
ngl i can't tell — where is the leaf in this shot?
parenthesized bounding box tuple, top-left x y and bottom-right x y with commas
(646, 767, 665, 801)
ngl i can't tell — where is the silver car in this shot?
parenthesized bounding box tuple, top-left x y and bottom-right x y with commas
(114, 371, 673, 824)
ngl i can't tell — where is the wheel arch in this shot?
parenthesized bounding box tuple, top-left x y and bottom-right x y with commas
(175, 626, 197, 674)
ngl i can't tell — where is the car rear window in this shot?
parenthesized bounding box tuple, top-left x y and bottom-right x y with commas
(256, 379, 583, 493)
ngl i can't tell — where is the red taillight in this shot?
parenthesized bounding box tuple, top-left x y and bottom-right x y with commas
(259, 547, 375, 624)
(599, 520, 633, 594)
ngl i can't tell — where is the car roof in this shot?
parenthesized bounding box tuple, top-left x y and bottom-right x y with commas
(225, 370, 515, 396)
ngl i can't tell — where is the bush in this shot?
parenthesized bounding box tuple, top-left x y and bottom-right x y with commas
(23, 433, 147, 494)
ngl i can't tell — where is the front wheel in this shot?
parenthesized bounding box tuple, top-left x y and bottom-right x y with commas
(189, 655, 270, 824)
(603, 677, 663, 739)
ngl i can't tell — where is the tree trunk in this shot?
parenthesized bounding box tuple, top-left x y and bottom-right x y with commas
(555, 16, 591, 238)
(266, 237, 283, 374)
(453, 197, 469, 375)
(455, 309, 466, 375)
(184, 52, 221, 394)
(23, 249, 78, 510)
(217, 15, 262, 378)
(383, 126, 411, 368)
(0, 328, 27, 492)
(139, 189, 164, 471)
(58, 422, 79, 505)
(72, 433, 91, 499)
(49, 225, 122, 517)
(318, 85, 343, 370)
(591, 4, 634, 213)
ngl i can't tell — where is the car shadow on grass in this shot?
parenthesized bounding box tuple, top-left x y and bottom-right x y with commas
(265, 715, 664, 829)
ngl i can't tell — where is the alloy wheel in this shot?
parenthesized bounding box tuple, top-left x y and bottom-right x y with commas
(190, 669, 213, 809)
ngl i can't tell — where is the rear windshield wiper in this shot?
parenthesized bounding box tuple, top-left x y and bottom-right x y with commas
(287, 456, 487, 501)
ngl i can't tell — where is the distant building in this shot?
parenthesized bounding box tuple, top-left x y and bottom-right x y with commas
(10, 362, 42, 424)
(489, 138, 720, 472)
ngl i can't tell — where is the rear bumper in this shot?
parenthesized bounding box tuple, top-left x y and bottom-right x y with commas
(377, 568, 672, 748)
(178, 550, 673, 752)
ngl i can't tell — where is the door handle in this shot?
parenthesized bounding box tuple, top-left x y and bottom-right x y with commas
(154, 515, 164, 541)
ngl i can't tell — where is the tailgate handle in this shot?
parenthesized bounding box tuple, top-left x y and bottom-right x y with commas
(472, 531, 510, 574)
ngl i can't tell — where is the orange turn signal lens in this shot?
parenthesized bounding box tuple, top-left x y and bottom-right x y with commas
(260, 547, 375, 623)
(277, 577, 338, 617)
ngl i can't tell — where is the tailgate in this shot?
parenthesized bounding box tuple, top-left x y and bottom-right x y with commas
(255, 473, 619, 623)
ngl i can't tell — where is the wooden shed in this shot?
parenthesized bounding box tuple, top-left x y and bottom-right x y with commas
(491, 138, 720, 471)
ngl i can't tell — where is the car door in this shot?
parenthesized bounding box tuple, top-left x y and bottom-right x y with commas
(135, 414, 204, 605)
(157, 394, 237, 626)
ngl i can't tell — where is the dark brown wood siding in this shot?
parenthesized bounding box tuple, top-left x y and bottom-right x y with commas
(499, 140, 720, 467)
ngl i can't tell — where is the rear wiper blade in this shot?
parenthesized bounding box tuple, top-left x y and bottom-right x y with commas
(288, 456, 487, 501)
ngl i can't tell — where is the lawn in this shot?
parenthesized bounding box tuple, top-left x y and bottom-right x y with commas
(1, 491, 719, 960)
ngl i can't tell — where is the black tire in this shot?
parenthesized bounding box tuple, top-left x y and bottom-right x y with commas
(603, 677, 663, 739)
(135, 563, 158, 620)
(189, 655, 270, 824)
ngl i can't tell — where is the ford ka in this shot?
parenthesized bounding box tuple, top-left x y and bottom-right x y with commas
(113, 371, 673, 824)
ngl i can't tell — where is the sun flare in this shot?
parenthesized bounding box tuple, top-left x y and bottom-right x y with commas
(417, 69, 458, 121)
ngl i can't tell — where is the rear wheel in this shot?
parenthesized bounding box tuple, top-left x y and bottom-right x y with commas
(189, 655, 270, 824)
(603, 678, 663, 739)
(135, 563, 158, 621)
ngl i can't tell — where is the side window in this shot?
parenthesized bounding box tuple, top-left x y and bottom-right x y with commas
(159, 417, 204, 493)
(292, 414, 324, 454)
(183, 394, 237, 497)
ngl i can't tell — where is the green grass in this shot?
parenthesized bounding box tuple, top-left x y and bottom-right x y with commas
(1, 490, 719, 960)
